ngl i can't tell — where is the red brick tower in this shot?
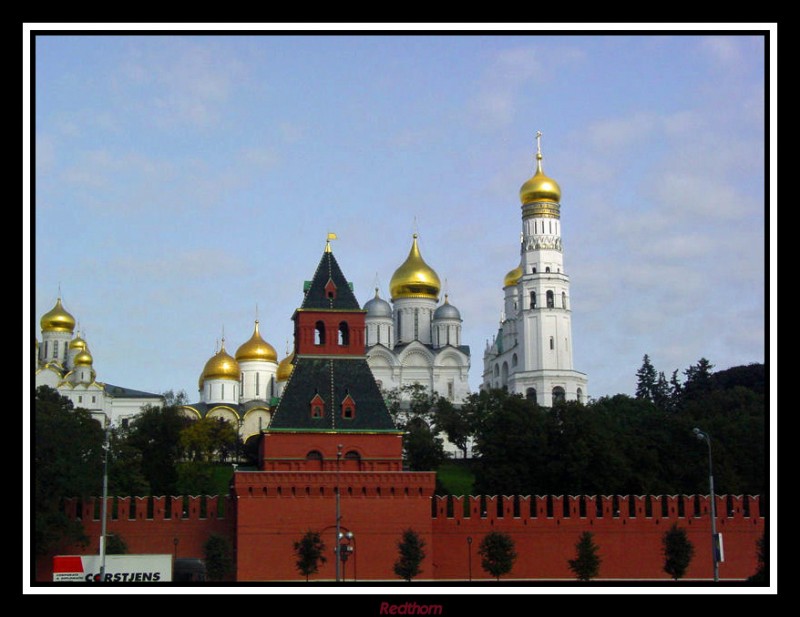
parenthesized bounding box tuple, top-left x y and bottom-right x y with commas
(233, 239, 436, 581)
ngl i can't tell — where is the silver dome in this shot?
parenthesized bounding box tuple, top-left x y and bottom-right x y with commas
(364, 289, 393, 318)
(434, 296, 461, 320)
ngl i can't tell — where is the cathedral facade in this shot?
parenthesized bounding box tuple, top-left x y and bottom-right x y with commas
(34, 297, 163, 425)
(482, 135, 588, 405)
(364, 234, 471, 403)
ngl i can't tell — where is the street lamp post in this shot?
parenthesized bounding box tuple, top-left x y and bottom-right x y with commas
(467, 536, 473, 581)
(693, 427, 719, 582)
(335, 444, 342, 583)
(99, 418, 110, 582)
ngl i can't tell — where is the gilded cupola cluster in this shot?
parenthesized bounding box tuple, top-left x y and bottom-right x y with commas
(389, 234, 441, 301)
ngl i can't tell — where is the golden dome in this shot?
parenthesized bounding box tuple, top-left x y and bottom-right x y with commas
(389, 234, 441, 301)
(69, 335, 87, 351)
(519, 151, 561, 205)
(40, 298, 76, 333)
(504, 264, 523, 288)
(74, 348, 93, 366)
(201, 343, 240, 381)
(276, 350, 295, 382)
(235, 321, 278, 363)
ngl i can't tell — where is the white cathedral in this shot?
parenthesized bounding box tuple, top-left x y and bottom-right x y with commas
(34, 297, 164, 425)
(363, 233, 471, 403)
(482, 133, 588, 404)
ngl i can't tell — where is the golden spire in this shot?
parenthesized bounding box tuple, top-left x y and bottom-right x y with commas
(325, 232, 337, 253)
(519, 130, 561, 210)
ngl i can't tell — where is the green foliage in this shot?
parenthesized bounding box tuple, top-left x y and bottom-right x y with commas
(394, 528, 426, 582)
(471, 360, 765, 498)
(293, 530, 327, 582)
(34, 386, 103, 555)
(435, 460, 475, 496)
(181, 416, 238, 462)
(478, 531, 517, 580)
(432, 397, 472, 458)
(748, 532, 768, 584)
(126, 404, 192, 495)
(567, 531, 601, 581)
(204, 534, 234, 581)
(176, 462, 217, 496)
(662, 523, 695, 580)
(384, 385, 446, 471)
(635, 354, 657, 401)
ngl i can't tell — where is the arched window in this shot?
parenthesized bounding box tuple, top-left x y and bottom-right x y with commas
(530, 291, 536, 308)
(562, 291, 567, 309)
(576, 387, 583, 403)
(526, 387, 537, 402)
(501, 362, 509, 386)
(306, 450, 323, 471)
(552, 386, 566, 405)
(338, 321, 350, 346)
(512, 353, 518, 367)
(545, 266, 551, 273)
(546, 290, 554, 308)
(314, 321, 326, 346)
(493, 364, 499, 377)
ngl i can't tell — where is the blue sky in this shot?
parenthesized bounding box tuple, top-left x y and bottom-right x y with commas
(27, 26, 773, 403)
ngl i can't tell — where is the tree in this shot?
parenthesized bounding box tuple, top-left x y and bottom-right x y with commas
(404, 416, 446, 471)
(567, 531, 602, 581)
(126, 404, 191, 495)
(431, 397, 472, 458)
(181, 416, 238, 462)
(293, 530, 327, 582)
(748, 532, 767, 584)
(635, 354, 657, 402)
(204, 534, 233, 581)
(34, 386, 104, 556)
(394, 528, 426, 582)
(662, 523, 695, 580)
(478, 531, 517, 581)
(106, 533, 128, 555)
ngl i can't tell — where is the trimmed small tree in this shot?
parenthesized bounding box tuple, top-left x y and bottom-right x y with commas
(568, 531, 601, 581)
(394, 528, 426, 582)
(662, 523, 695, 580)
(204, 533, 234, 581)
(478, 531, 517, 581)
(293, 530, 327, 582)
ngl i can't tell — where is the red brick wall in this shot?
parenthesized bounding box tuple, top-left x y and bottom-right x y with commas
(233, 470, 437, 582)
(34, 491, 764, 583)
(430, 494, 764, 581)
(34, 495, 233, 583)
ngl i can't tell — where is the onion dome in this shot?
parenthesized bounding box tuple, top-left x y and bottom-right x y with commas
(364, 288, 392, 318)
(235, 320, 278, 363)
(201, 342, 240, 381)
(74, 347, 93, 366)
(519, 150, 561, 205)
(504, 264, 523, 288)
(69, 335, 88, 352)
(389, 234, 441, 301)
(40, 298, 76, 333)
(276, 350, 295, 382)
(434, 294, 461, 320)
